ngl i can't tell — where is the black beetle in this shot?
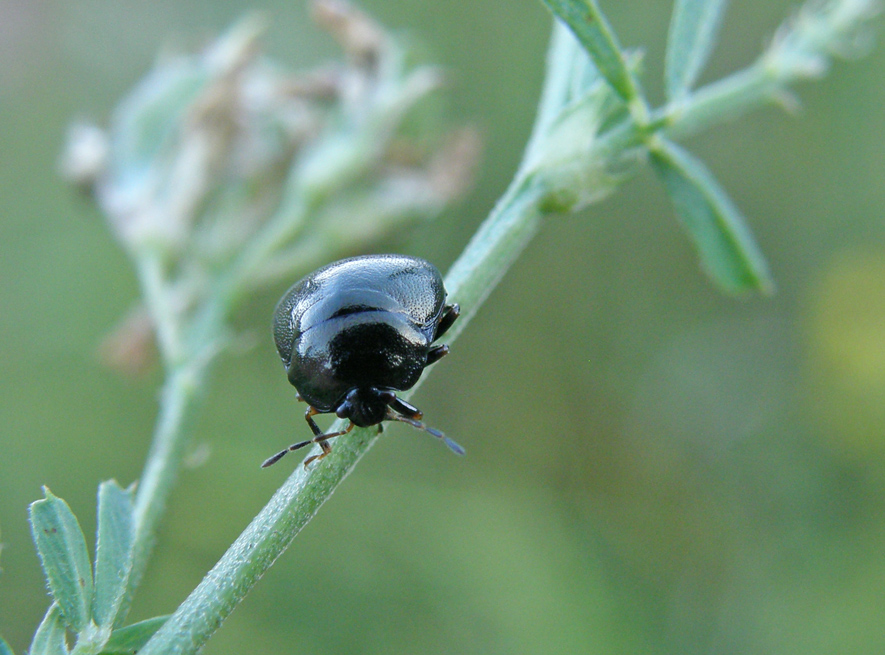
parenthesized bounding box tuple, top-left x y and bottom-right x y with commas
(262, 254, 463, 468)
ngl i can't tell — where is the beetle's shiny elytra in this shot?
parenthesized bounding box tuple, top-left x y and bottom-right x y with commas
(262, 254, 463, 468)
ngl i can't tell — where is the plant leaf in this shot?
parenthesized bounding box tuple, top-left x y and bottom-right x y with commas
(92, 481, 135, 629)
(0, 634, 15, 655)
(28, 604, 69, 655)
(650, 139, 773, 294)
(29, 488, 94, 632)
(98, 616, 169, 655)
(540, 0, 641, 104)
(666, 0, 728, 100)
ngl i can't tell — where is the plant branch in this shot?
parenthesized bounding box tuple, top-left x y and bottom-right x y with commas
(601, 0, 881, 153)
(137, 0, 881, 648)
(121, 356, 215, 623)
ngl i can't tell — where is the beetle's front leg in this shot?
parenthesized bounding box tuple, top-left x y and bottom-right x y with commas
(303, 437, 333, 467)
(425, 344, 449, 367)
(305, 406, 326, 436)
(386, 395, 423, 420)
(434, 303, 460, 341)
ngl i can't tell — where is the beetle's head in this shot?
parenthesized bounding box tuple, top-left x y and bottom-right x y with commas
(336, 387, 394, 427)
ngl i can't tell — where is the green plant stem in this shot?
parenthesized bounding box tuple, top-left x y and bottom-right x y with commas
(121, 357, 213, 622)
(114, 123, 365, 625)
(599, 53, 810, 155)
(115, 136, 374, 625)
(444, 178, 546, 335)
(136, 425, 380, 655)
(117, 191, 315, 622)
(134, 251, 183, 365)
(661, 63, 780, 141)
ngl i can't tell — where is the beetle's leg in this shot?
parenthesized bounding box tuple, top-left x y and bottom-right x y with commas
(425, 344, 449, 367)
(433, 303, 460, 341)
(260, 408, 354, 468)
(387, 395, 423, 420)
(301, 421, 355, 468)
(302, 438, 333, 468)
(304, 406, 326, 436)
(295, 392, 305, 403)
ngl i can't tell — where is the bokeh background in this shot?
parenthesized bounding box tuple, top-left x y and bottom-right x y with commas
(3, 0, 885, 653)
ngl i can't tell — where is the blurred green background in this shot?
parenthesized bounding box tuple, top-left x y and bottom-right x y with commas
(3, 1, 885, 653)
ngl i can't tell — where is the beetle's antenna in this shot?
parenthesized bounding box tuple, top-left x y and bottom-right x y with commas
(386, 411, 465, 455)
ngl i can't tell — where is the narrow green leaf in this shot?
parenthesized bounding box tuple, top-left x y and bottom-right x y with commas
(0, 634, 15, 655)
(99, 616, 169, 655)
(650, 139, 773, 294)
(540, 0, 642, 105)
(666, 0, 728, 100)
(92, 481, 135, 629)
(524, 21, 604, 171)
(29, 604, 69, 655)
(29, 488, 94, 632)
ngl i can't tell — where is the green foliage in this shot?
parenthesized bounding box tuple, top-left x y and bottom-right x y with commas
(0, 634, 14, 655)
(543, 0, 754, 271)
(98, 617, 169, 655)
(29, 604, 68, 655)
(538, 0, 877, 292)
(29, 490, 93, 633)
(91, 482, 134, 630)
(25, 483, 150, 654)
(539, 0, 645, 110)
(666, 0, 729, 100)
(650, 138, 773, 293)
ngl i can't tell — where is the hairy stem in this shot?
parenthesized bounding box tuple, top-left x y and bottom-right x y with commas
(120, 356, 215, 624)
